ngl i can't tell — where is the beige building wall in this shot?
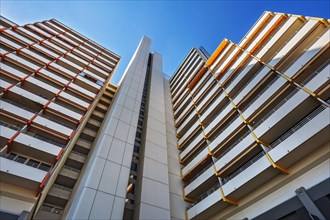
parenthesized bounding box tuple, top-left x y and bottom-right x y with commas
(65, 36, 151, 220)
(163, 74, 187, 220)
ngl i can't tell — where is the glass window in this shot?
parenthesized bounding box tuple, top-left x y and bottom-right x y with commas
(6, 152, 17, 160)
(39, 163, 51, 172)
(134, 145, 140, 153)
(26, 159, 40, 168)
(41, 204, 53, 212)
(130, 162, 138, 172)
(14, 156, 26, 164)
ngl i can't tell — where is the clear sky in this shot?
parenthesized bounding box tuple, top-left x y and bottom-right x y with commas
(1, 1, 329, 84)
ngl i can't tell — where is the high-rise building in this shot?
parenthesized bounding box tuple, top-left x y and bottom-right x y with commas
(0, 16, 120, 219)
(170, 11, 329, 220)
(1, 11, 329, 220)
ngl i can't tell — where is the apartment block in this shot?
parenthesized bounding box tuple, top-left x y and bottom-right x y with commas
(1, 11, 329, 220)
(170, 11, 329, 220)
(0, 16, 120, 219)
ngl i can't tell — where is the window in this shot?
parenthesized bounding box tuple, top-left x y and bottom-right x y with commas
(6, 152, 17, 160)
(130, 162, 138, 172)
(26, 159, 40, 168)
(134, 145, 140, 153)
(39, 163, 51, 172)
(14, 156, 26, 164)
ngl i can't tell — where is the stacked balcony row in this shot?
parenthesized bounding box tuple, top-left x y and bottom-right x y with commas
(169, 12, 329, 219)
(0, 16, 119, 198)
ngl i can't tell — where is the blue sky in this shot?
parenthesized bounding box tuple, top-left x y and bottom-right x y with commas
(1, 1, 329, 84)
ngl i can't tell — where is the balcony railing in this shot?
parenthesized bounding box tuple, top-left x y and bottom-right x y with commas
(186, 181, 221, 210)
(301, 59, 330, 86)
(241, 74, 280, 112)
(221, 150, 266, 186)
(253, 87, 300, 128)
(270, 99, 329, 149)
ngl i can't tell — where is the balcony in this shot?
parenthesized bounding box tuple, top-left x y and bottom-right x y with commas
(73, 138, 92, 155)
(221, 102, 329, 204)
(66, 151, 86, 170)
(209, 43, 235, 73)
(171, 51, 198, 92)
(42, 40, 67, 55)
(185, 59, 204, 85)
(91, 110, 105, 122)
(184, 165, 217, 199)
(175, 102, 193, 127)
(196, 82, 221, 114)
(56, 165, 80, 188)
(233, 65, 272, 105)
(225, 59, 262, 98)
(180, 132, 205, 162)
(242, 76, 287, 119)
(199, 92, 227, 124)
(0, 125, 62, 163)
(0, 157, 48, 192)
(182, 147, 209, 178)
(177, 109, 198, 136)
(5, 52, 41, 72)
(284, 28, 329, 79)
(269, 20, 324, 71)
(190, 68, 210, 95)
(208, 116, 244, 152)
(218, 51, 248, 86)
(213, 47, 240, 80)
(32, 44, 59, 60)
(174, 92, 191, 116)
(45, 184, 71, 207)
(193, 75, 215, 103)
(187, 185, 229, 220)
(178, 120, 200, 147)
(254, 89, 315, 143)
(268, 103, 329, 167)
(80, 127, 97, 142)
(203, 102, 233, 136)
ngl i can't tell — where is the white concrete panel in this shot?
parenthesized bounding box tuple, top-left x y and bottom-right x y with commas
(139, 203, 170, 220)
(169, 193, 186, 220)
(127, 125, 137, 145)
(71, 187, 96, 219)
(168, 173, 184, 196)
(120, 107, 133, 125)
(103, 117, 118, 137)
(107, 137, 126, 164)
(147, 117, 166, 135)
(143, 157, 169, 184)
(98, 161, 121, 195)
(89, 191, 114, 220)
(122, 143, 134, 168)
(124, 95, 135, 110)
(110, 196, 125, 219)
(96, 134, 113, 159)
(145, 141, 168, 165)
(85, 157, 106, 190)
(115, 166, 130, 197)
(146, 128, 167, 149)
(168, 153, 182, 177)
(140, 177, 170, 210)
(114, 120, 129, 142)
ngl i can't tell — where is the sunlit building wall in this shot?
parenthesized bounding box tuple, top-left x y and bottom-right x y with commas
(170, 11, 329, 220)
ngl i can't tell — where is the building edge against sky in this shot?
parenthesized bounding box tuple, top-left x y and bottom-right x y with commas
(0, 11, 329, 220)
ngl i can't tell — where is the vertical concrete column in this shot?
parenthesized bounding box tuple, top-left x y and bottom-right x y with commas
(163, 74, 187, 220)
(135, 52, 171, 219)
(64, 36, 151, 220)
